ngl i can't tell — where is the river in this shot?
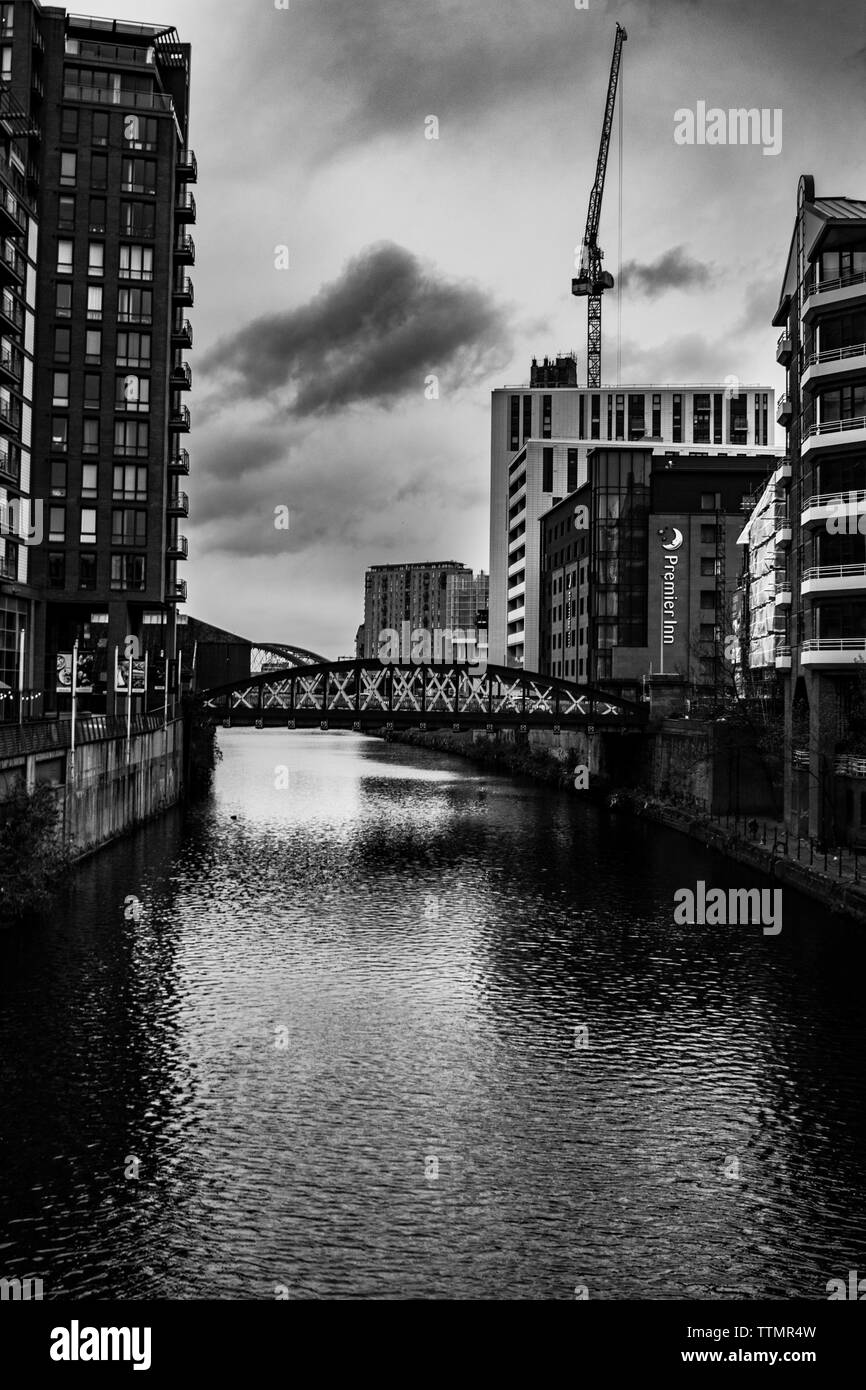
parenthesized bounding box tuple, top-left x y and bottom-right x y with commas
(1, 730, 864, 1299)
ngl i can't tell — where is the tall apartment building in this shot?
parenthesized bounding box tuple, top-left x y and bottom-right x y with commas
(0, 3, 194, 715)
(489, 359, 776, 671)
(771, 174, 866, 842)
(539, 447, 780, 696)
(360, 561, 487, 660)
(734, 458, 793, 691)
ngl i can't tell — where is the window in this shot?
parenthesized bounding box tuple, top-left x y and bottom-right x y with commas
(590, 394, 600, 440)
(121, 157, 156, 194)
(567, 448, 577, 493)
(116, 331, 150, 368)
(53, 371, 70, 407)
(81, 463, 98, 499)
(542, 395, 552, 439)
(651, 394, 661, 437)
(116, 374, 150, 412)
(118, 287, 152, 323)
(80, 508, 97, 544)
(542, 447, 553, 493)
(700, 524, 717, 544)
(522, 394, 532, 443)
(61, 108, 80, 140)
(628, 394, 645, 440)
(700, 557, 717, 576)
(88, 242, 104, 276)
(615, 394, 624, 440)
(119, 245, 153, 280)
(57, 240, 74, 274)
(90, 153, 108, 190)
(579, 395, 585, 438)
(56, 283, 73, 318)
(58, 195, 76, 231)
(82, 419, 99, 454)
(110, 553, 146, 591)
(51, 417, 68, 451)
(92, 111, 109, 146)
(87, 285, 103, 319)
(60, 152, 77, 187)
(1, 45, 12, 82)
(693, 393, 711, 443)
(509, 394, 519, 451)
(121, 201, 155, 237)
(54, 328, 71, 362)
(83, 374, 100, 409)
(730, 393, 748, 444)
(50, 460, 67, 497)
(113, 421, 149, 457)
(124, 114, 157, 150)
(88, 197, 106, 233)
(699, 623, 716, 641)
(700, 590, 717, 611)
(48, 507, 66, 542)
(0, 4, 12, 32)
(48, 553, 65, 588)
(112, 509, 147, 545)
(79, 554, 97, 590)
(113, 463, 147, 499)
(713, 393, 723, 444)
(701, 492, 717, 511)
(85, 330, 102, 364)
(672, 394, 682, 443)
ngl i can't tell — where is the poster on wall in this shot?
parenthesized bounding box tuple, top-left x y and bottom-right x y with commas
(56, 650, 95, 694)
(115, 657, 147, 695)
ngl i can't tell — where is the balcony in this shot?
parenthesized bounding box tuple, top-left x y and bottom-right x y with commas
(774, 586, 792, 607)
(170, 362, 192, 390)
(167, 491, 189, 517)
(802, 414, 866, 457)
(775, 523, 792, 548)
(168, 449, 190, 475)
(776, 394, 792, 426)
(176, 148, 197, 182)
(0, 443, 19, 484)
(0, 241, 25, 283)
(173, 234, 195, 265)
(167, 534, 188, 560)
(172, 275, 194, 306)
(166, 579, 187, 604)
(801, 490, 866, 531)
(801, 563, 866, 598)
(0, 397, 21, 433)
(169, 404, 190, 432)
(773, 459, 792, 486)
(0, 344, 21, 384)
(0, 291, 22, 335)
(775, 644, 792, 670)
(171, 318, 193, 349)
(803, 269, 866, 322)
(802, 342, 866, 390)
(0, 186, 23, 236)
(62, 83, 175, 114)
(175, 190, 196, 223)
(776, 332, 792, 366)
(801, 638, 866, 668)
(30, 71, 44, 99)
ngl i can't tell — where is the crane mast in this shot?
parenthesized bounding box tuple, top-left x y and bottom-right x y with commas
(572, 22, 627, 388)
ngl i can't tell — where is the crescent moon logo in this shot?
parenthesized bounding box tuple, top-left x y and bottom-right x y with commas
(662, 527, 684, 551)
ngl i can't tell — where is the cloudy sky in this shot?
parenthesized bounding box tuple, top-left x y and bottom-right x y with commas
(106, 0, 866, 654)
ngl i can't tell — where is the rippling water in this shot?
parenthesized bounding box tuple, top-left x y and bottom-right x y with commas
(1, 730, 865, 1299)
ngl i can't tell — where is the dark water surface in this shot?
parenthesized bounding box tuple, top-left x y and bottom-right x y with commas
(1, 731, 864, 1299)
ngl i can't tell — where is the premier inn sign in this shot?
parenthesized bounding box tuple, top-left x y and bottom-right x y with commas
(658, 525, 684, 672)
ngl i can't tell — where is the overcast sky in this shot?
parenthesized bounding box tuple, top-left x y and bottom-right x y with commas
(98, 0, 866, 654)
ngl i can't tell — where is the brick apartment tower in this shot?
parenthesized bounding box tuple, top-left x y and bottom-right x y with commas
(0, 2, 194, 715)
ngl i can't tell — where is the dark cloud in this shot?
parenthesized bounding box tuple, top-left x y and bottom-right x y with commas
(619, 246, 715, 298)
(202, 242, 511, 416)
(734, 275, 781, 335)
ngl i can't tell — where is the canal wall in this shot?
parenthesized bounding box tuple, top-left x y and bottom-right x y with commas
(0, 716, 184, 861)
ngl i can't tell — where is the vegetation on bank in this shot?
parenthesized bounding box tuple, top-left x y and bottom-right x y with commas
(185, 706, 223, 800)
(0, 782, 70, 924)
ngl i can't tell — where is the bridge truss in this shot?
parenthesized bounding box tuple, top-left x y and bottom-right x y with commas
(199, 660, 647, 731)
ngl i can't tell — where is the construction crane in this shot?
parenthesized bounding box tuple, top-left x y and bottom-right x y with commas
(572, 22, 627, 389)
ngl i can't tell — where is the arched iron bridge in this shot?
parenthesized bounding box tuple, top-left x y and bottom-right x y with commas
(198, 659, 648, 731)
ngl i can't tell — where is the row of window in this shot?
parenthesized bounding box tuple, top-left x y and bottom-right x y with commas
(52, 372, 153, 411)
(55, 285, 153, 321)
(47, 552, 147, 591)
(57, 240, 153, 279)
(51, 419, 149, 454)
(53, 329, 151, 366)
(509, 392, 767, 449)
(60, 108, 159, 151)
(59, 197, 157, 237)
(50, 462, 149, 501)
(59, 153, 157, 194)
(47, 507, 148, 545)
